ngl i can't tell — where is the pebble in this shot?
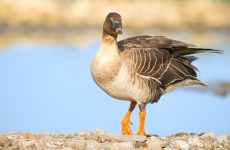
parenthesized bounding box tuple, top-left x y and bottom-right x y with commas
(61, 147, 75, 150)
(93, 130, 107, 135)
(188, 136, 203, 147)
(85, 140, 99, 149)
(216, 135, 227, 144)
(64, 140, 86, 149)
(0, 136, 11, 147)
(163, 148, 178, 150)
(175, 140, 189, 150)
(23, 140, 37, 148)
(107, 142, 134, 150)
(147, 136, 163, 150)
(118, 135, 147, 142)
(77, 131, 92, 136)
(24, 133, 38, 140)
(201, 132, 215, 138)
(0, 131, 229, 149)
(147, 141, 162, 150)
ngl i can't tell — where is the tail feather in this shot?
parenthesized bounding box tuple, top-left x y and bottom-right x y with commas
(160, 45, 222, 93)
(167, 48, 223, 56)
(162, 79, 207, 95)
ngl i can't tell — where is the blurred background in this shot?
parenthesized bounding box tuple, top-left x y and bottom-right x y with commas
(0, 0, 230, 136)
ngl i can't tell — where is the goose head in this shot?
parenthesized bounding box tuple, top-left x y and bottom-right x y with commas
(103, 12, 122, 37)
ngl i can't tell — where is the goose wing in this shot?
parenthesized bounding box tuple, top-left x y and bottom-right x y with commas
(118, 35, 220, 88)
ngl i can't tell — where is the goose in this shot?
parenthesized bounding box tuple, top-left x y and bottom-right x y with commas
(91, 12, 221, 135)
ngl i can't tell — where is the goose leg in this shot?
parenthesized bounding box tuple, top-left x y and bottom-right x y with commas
(121, 102, 136, 135)
(137, 104, 146, 135)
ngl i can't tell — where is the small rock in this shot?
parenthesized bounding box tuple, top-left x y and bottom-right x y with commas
(100, 141, 110, 149)
(111, 142, 134, 150)
(204, 136, 218, 149)
(174, 133, 188, 137)
(23, 140, 38, 149)
(148, 136, 162, 142)
(94, 130, 107, 135)
(174, 133, 189, 141)
(25, 133, 38, 140)
(43, 148, 59, 150)
(68, 135, 85, 140)
(119, 135, 147, 142)
(188, 136, 203, 147)
(97, 134, 117, 143)
(77, 131, 92, 137)
(85, 141, 100, 149)
(163, 148, 178, 150)
(85, 134, 99, 141)
(226, 141, 230, 150)
(203, 142, 214, 149)
(147, 136, 163, 150)
(64, 140, 86, 149)
(166, 139, 179, 149)
(61, 147, 75, 150)
(101, 142, 134, 150)
(175, 140, 189, 150)
(0, 136, 11, 147)
(40, 131, 50, 136)
(201, 132, 215, 139)
(216, 135, 227, 145)
(147, 141, 162, 150)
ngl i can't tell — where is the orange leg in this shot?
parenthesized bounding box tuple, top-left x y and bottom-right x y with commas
(121, 102, 136, 135)
(137, 104, 147, 135)
(137, 111, 146, 135)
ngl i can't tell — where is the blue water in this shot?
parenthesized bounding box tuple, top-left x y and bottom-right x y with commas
(0, 33, 229, 136)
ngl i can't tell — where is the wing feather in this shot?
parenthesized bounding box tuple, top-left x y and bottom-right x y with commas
(118, 35, 220, 89)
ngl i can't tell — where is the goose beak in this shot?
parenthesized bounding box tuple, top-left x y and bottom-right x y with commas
(113, 21, 122, 35)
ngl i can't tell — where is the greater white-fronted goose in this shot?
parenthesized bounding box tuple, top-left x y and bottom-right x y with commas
(91, 12, 221, 135)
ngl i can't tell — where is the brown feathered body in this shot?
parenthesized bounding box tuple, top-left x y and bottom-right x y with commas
(91, 34, 218, 104)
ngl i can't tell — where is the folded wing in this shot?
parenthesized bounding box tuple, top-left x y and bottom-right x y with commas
(118, 35, 221, 90)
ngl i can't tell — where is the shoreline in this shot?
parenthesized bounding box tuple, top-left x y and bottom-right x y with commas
(1, 131, 229, 149)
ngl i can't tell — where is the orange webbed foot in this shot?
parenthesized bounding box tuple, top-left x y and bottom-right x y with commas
(122, 111, 133, 135)
(121, 102, 136, 135)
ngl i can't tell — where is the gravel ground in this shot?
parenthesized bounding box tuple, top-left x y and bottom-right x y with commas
(0, 130, 229, 150)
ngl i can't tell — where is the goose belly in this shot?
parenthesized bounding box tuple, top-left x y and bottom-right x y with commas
(101, 66, 151, 103)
